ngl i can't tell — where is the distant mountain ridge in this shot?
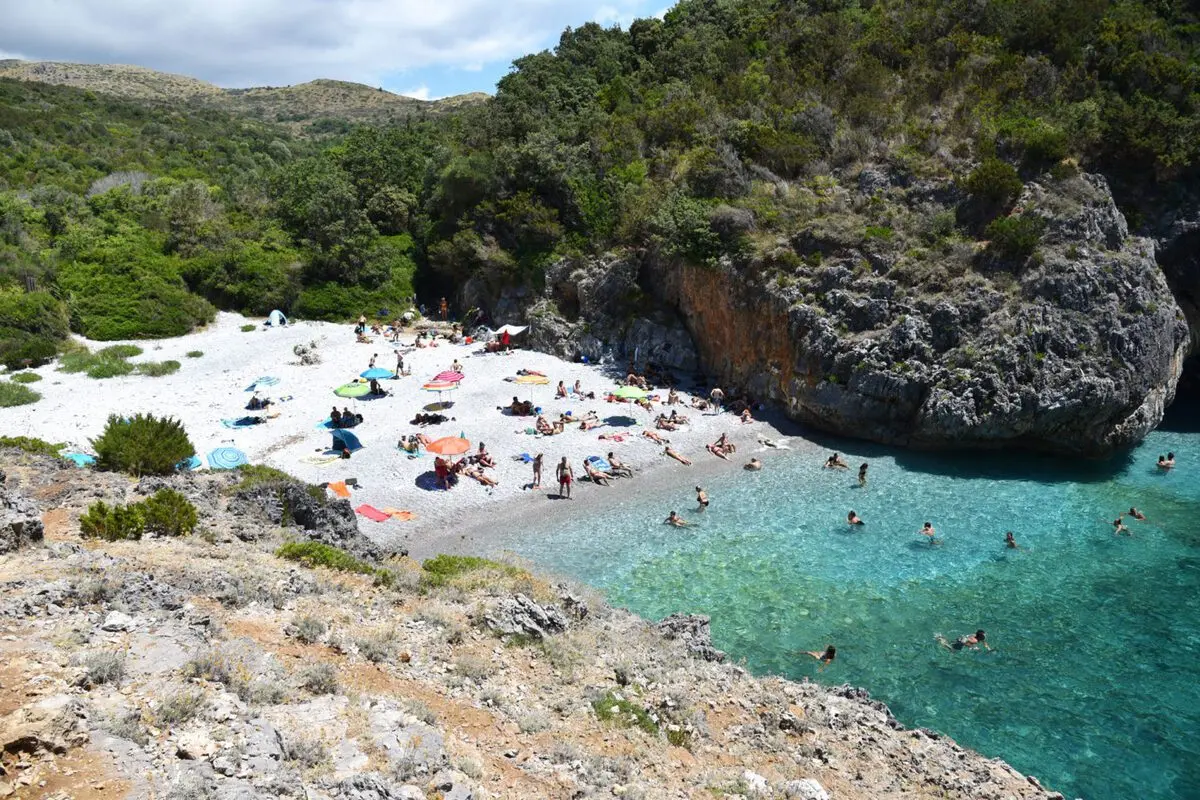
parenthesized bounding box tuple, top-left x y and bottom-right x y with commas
(0, 59, 488, 130)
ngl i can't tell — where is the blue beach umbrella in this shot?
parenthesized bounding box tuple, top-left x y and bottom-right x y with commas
(177, 455, 203, 472)
(245, 376, 280, 392)
(360, 367, 394, 380)
(207, 447, 248, 470)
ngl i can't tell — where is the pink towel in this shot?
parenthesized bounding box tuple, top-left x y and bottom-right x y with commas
(355, 504, 390, 522)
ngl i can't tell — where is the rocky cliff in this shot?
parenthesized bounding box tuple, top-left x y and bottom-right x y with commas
(0, 449, 1065, 799)
(511, 168, 1189, 456)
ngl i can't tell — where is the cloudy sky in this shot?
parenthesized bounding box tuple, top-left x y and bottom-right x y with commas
(0, 0, 669, 99)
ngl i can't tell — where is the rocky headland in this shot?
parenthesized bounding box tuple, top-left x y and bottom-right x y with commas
(0, 448, 1066, 799)
(509, 166, 1191, 457)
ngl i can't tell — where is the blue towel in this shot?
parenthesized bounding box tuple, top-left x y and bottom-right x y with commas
(62, 452, 96, 468)
(586, 455, 613, 472)
(518, 452, 534, 463)
(221, 417, 263, 429)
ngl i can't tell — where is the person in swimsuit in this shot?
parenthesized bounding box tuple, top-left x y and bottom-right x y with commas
(804, 645, 836, 671)
(1158, 453, 1176, 470)
(745, 458, 763, 471)
(665, 447, 692, 465)
(532, 453, 543, 489)
(696, 487, 709, 511)
(847, 510, 864, 525)
(1128, 507, 1146, 521)
(1112, 516, 1130, 535)
(937, 630, 991, 652)
(664, 510, 688, 528)
(858, 463, 868, 486)
(824, 453, 848, 469)
(920, 521, 938, 544)
(556, 456, 574, 498)
(1005, 531, 1018, 549)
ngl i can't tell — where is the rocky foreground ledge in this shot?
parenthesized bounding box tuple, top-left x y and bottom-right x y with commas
(0, 451, 1064, 799)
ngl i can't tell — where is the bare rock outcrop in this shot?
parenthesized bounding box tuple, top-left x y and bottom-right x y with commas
(0, 473, 43, 554)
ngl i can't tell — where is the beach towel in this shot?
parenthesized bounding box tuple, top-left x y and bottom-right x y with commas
(586, 455, 613, 472)
(327, 481, 351, 498)
(381, 508, 415, 521)
(355, 504, 390, 522)
(300, 454, 340, 466)
(221, 417, 264, 429)
(62, 452, 96, 468)
(515, 452, 534, 463)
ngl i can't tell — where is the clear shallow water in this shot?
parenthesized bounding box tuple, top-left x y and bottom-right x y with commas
(497, 407, 1200, 800)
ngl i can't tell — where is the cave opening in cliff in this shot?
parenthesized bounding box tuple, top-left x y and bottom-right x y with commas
(1162, 355, 1200, 433)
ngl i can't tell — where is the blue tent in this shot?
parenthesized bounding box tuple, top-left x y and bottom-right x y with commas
(331, 430, 363, 452)
(267, 309, 288, 327)
(62, 452, 96, 468)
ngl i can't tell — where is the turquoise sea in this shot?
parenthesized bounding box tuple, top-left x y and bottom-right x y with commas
(497, 401, 1200, 800)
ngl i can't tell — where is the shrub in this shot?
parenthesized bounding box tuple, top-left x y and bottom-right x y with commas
(0, 290, 70, 368)
(142, 489, 199, 537)
(98, 344, 143, 359)
(0, 382, 40, 407)
(592, 690, 658, 735)
(82, 650, 126, 686)
(0, 330, 60, 371)
(57, 344, 137, 379)
(0, 435, 62, 457)
(421, 554, 523, 588)
(355, 635, 394, 664)
(231, 463, 302, 492)
(964, 158, 1023, 208)
(92, 413, 195, 476)
(240, 324, 257, 332)
(284, 735, 329, 769)
(985, 215, 1046, 262)
(10, 371, 41, 383)
(153, 690, 207, 726)
(79, 500, 146, 541)
(183, 648, 236, 684)
(453, 653, 493, 682)
(298, 662, 338, 694)
(292, 616, 327, 644)
(136, 360, 181, 377)
(277, 541, 380, 579)
(186, 350, 204, 358)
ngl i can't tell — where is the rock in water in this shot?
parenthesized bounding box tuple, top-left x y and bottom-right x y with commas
(0, 480, 43, 554)
(484, 594, 568, 640)
(657, 613, 726, 662)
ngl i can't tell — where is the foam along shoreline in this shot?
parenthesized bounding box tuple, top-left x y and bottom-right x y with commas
(0, 311, 803, 554)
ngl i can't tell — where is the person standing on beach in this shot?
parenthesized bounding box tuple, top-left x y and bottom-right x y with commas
(532, 453, 544, 489)
(710, 386, 725, 410)
(556, 456, 573, 498)
(439, 297, 449, 320)
(395, 350, 404, 376)
(369, 353, 377, 369)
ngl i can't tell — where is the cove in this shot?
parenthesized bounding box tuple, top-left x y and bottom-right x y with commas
(496, 405, 1200, 800)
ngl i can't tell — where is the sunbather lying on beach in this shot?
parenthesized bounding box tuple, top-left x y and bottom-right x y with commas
(398, 436, 420, 454)
(690, 397, 710, 411)
(642, 430, 668, 444)
(714, 433, 735, 454)
(579, 412, 601, 431)
(583, 460, 612, 485)
(464, 467, 498, 487)
(664, 447, 692, 465)
(655, 415, 678, 431)
(536, 415, 562, 436)
(706, 442, 731, 460)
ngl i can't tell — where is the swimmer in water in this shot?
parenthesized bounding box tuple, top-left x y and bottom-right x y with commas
(803, 645, 836, 671)
(664, 510, 688, 528)
(824, 452, 848, 469)
(744, 458, 763, 471)
(858, 462, 868, 486)
(1005, 531, 1018, 549)
(1128, 507, 1146, 521)
(920, 521, 938, 544)
(696, 486, 709, 511)
(936, 630, 991, 652)
(1112, 515, 1130, 536)
(847, 510, 864, 526)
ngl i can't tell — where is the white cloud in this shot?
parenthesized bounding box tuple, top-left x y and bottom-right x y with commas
(0, 0, 659, 88)
(399, 85, 432, 101)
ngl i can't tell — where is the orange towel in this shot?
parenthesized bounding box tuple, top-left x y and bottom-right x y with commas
(327, 481, 350, 498)
(381, 507, 415, 521)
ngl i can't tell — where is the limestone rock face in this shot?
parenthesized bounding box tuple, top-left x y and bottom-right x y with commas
(0, 476, 43, 554)
(657, 613, 726, 663)
(514, 255, 701, 373)
(647, 171, 1189, 456)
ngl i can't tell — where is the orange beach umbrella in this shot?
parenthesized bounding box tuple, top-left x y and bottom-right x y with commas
(425, 436, 471, 456)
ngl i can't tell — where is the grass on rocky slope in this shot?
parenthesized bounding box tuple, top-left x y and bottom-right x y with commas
(0, 435, 64, 456)
(0, 381, 40, 406)
(276, 541, 395, 587)
(420, 554, 526, 589)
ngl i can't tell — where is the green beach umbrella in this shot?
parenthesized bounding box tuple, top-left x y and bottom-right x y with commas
(613, 385, 649, 400)
(334, 382, 371, 398)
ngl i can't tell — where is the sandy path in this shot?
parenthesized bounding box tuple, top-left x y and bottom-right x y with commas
(0, 312, 803, 554)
